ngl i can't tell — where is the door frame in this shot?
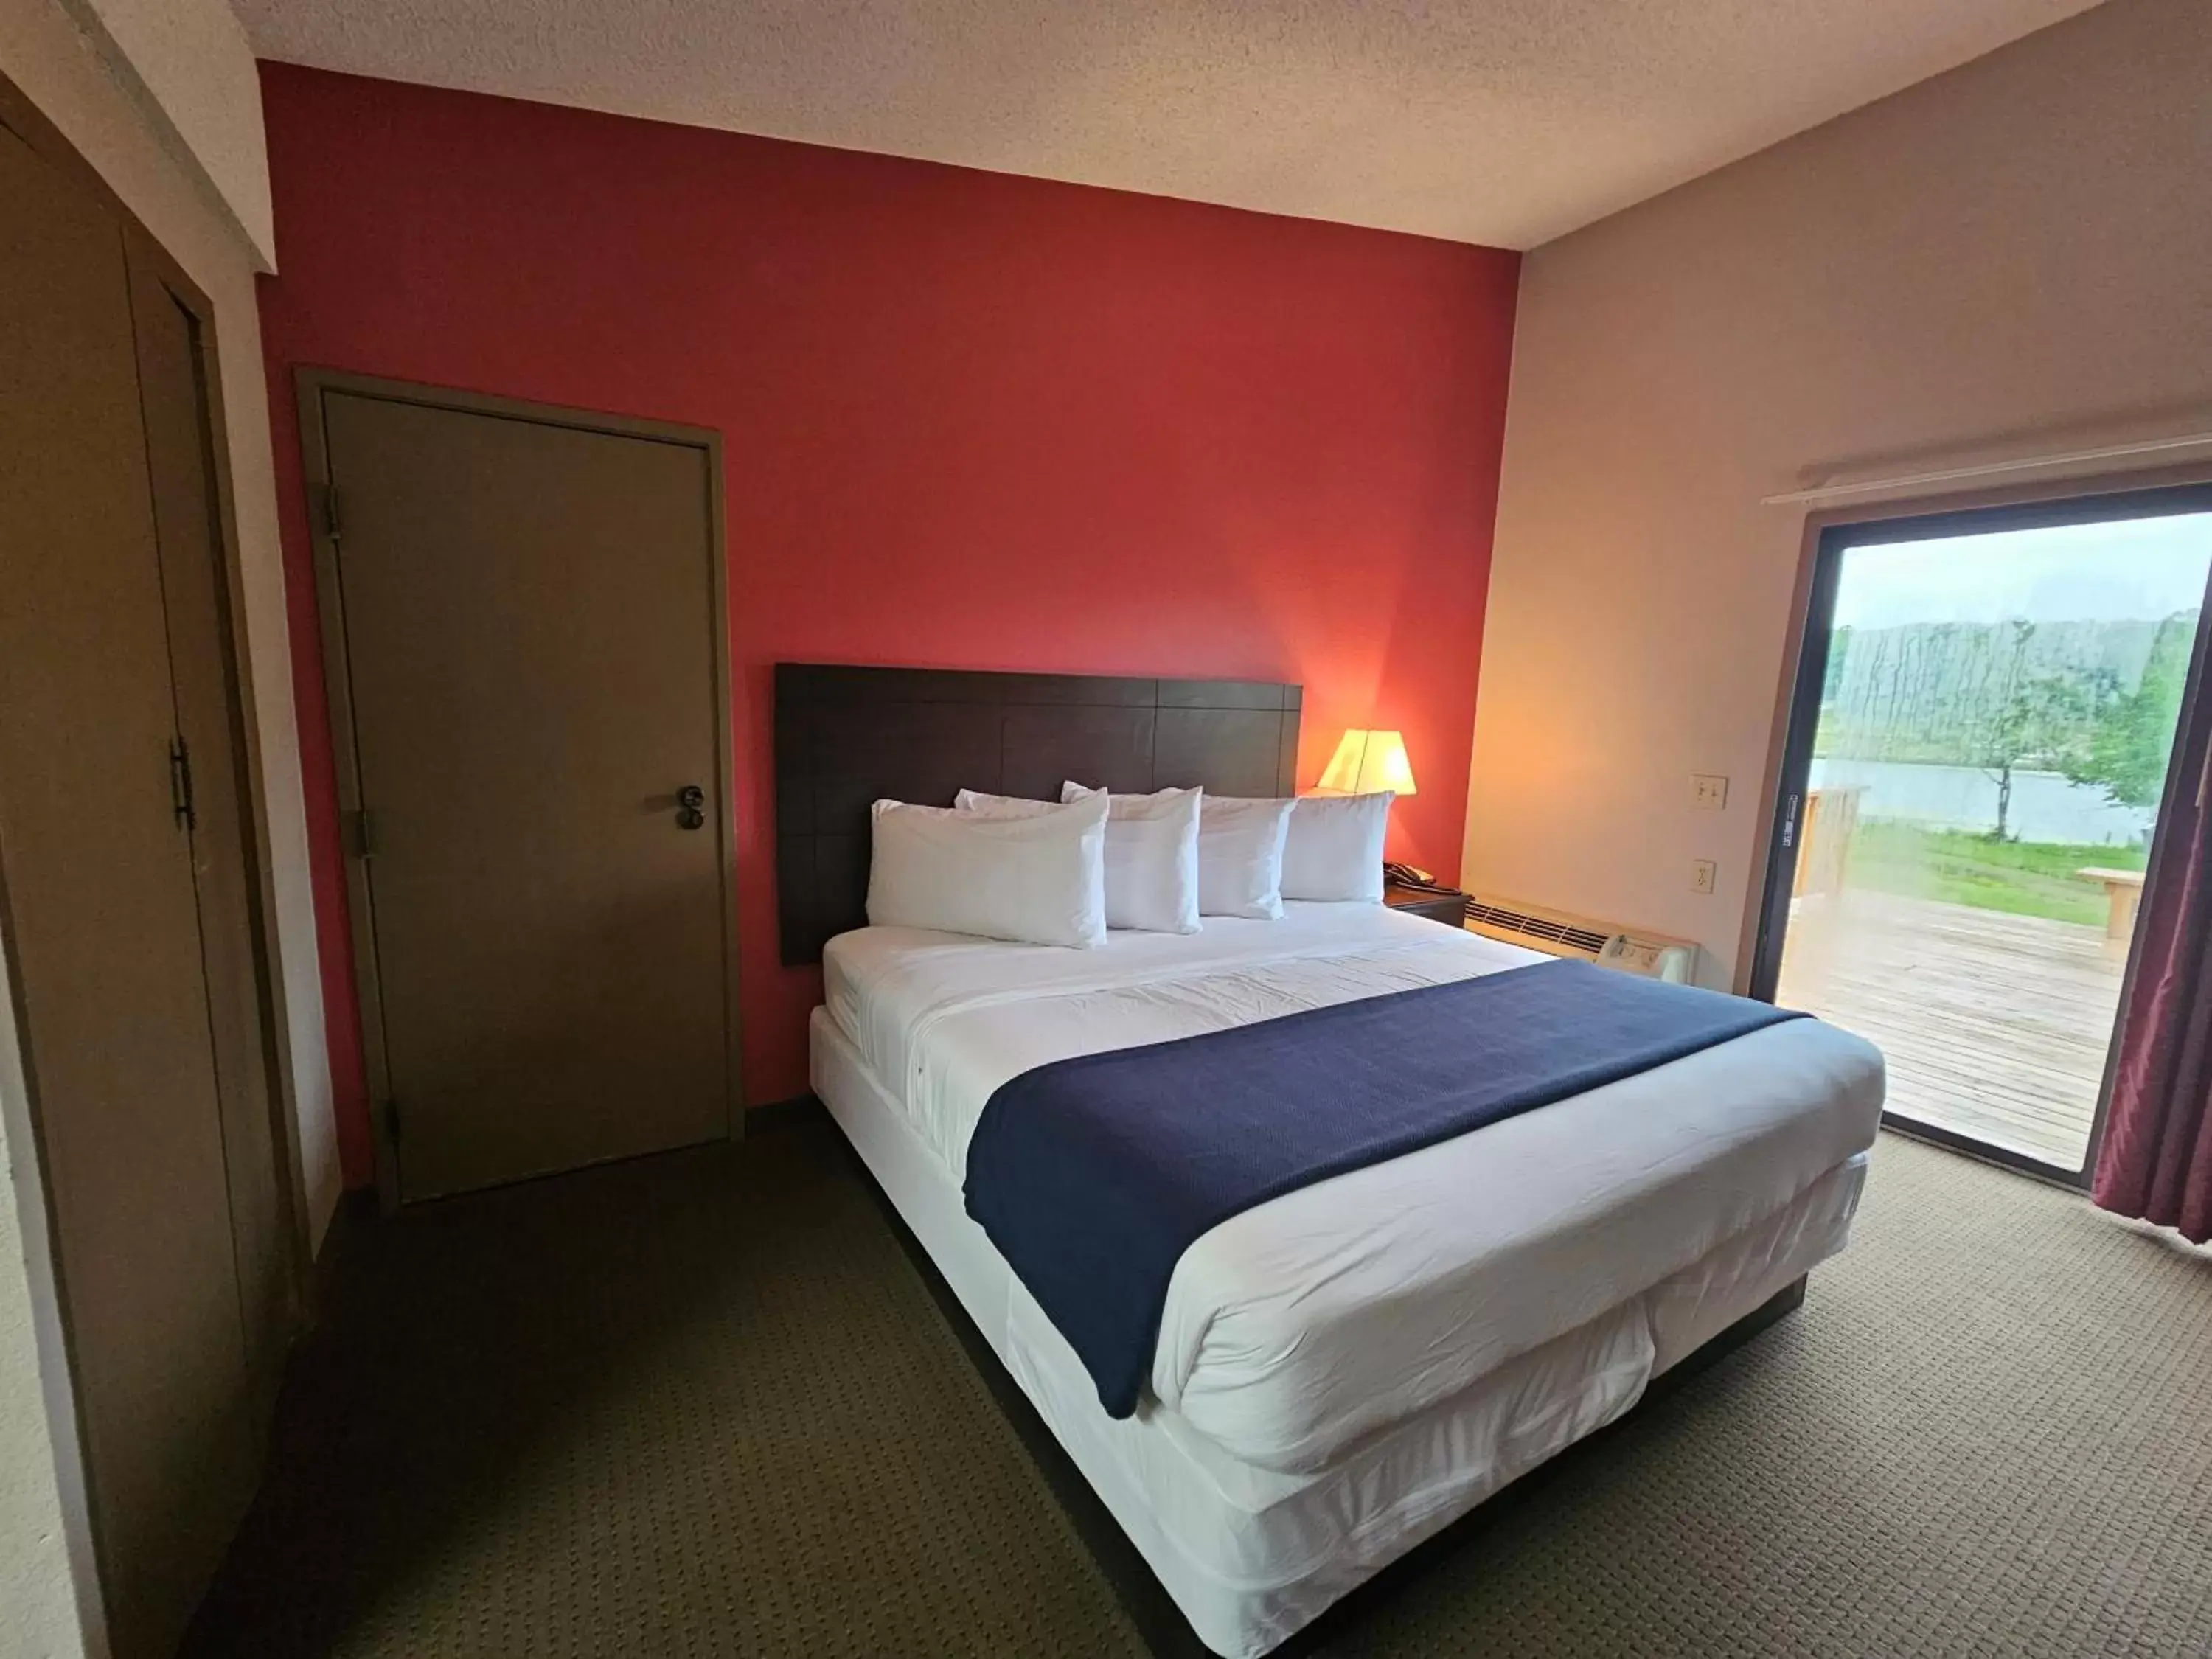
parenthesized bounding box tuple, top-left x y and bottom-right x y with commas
(294, 369, 744, 1210)
(1748, 472, 2212, 1186)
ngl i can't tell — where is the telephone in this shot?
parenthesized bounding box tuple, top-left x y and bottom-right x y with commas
(1382, 860, 1453, 894)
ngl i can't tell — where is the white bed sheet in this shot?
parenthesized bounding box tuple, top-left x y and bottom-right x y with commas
(811, 1008, 1870, 1658)
(822, 904, 1885, 1473)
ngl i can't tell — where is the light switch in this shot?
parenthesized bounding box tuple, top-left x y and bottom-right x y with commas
(1691, 859, 1717, 895)
(1692, 773, 1729, 810)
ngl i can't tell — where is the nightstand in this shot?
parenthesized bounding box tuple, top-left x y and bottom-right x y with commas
(1383, 880, 1467, 928)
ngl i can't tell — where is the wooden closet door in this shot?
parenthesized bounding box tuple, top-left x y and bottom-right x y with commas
(126, 252, 298, 1412)
(0, 125, 257, 1659)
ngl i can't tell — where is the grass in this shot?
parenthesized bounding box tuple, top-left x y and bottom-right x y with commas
(1842, 820, 2146, 928)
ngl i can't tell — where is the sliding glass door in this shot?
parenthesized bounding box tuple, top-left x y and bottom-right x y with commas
(1752, 484, 2212, 1180)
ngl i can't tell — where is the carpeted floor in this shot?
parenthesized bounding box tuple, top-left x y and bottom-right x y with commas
(185, 1117, 2212, 1659)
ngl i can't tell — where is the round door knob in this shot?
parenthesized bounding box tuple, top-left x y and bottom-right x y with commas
(676, 784, 706, 830)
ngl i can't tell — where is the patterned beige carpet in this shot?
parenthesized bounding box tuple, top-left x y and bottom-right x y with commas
(187, 1119, 2212, 1658)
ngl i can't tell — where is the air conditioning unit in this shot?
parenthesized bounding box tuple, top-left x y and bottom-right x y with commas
(1462, 894, 1701, 984)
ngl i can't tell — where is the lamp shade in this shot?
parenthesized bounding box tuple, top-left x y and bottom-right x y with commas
(1317, 729, 1416, 796)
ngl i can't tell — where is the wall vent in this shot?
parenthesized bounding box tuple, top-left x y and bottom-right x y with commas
(1462, 894, 1702, 984)
(1462, 899, 1612, 956)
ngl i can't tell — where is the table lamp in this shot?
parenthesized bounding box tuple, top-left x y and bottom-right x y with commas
(1316, 729, 1416, 797)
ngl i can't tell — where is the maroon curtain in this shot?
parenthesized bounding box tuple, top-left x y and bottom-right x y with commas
(2092, 627, 2212, 1243)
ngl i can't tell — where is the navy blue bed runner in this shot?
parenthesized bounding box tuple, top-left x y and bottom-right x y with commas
(962, 957, 1806, 1418)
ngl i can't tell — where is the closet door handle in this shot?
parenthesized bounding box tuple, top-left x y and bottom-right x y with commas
(169, 736, 196, 832)
(675, 785, 706, 831)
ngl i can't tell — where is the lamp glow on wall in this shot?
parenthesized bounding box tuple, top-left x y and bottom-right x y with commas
(1316, 728, 1417, 797)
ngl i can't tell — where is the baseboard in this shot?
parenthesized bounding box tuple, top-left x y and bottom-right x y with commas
(743, 1093, 828, 1134)
(305, 1186, 379, 1315)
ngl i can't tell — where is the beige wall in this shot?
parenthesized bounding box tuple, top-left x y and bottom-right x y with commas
(52, 0, 273, 264)
(0, 951, 94, 1659)
(1465, 0, 2212, 988)
(2, 0, 340, 1241)
(0, 1175, 82, 1659)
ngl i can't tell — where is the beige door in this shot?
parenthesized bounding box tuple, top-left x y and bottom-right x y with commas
(316, 389, 733, 1200)
(128, 255, 299, 1411)
(0, 125, 259, 1659)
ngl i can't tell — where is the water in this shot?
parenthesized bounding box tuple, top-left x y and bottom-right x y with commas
(1809, 757, 2154, 846)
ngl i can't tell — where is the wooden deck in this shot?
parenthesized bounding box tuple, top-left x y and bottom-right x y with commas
(1775, 890, 2118, 1169)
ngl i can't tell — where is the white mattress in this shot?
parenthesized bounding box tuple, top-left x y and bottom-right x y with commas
(822, 904, 1885, 1473)
(812, 1008, 1871, 1658)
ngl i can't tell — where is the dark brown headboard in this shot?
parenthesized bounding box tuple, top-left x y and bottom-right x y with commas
(774, 664, 1301, 963)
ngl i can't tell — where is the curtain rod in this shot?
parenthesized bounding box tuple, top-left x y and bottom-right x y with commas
(1760, 431, 2212, 507)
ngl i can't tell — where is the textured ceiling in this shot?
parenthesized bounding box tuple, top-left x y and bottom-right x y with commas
(230, 0, 2104, 249)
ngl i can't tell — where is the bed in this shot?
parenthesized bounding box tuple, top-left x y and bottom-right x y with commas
(779, 664, 1886, 1657)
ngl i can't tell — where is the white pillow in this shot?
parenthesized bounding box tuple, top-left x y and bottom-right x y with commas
(1057, 784, 1202, 934)
(1188, 796, 1295, 919)
(1279, 792, 1394, 902)
(867, 793, 1108, 947)
(952, 787, 1057, 818)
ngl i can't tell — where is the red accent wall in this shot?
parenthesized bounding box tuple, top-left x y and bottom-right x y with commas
(254, 64, 1520, 1189)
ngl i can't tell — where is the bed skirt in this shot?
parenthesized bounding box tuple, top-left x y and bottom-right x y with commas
(810, 1006, 1866, 1658)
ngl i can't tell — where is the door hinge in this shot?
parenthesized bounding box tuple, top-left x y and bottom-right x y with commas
(168, 735, 196, 832)
(382, 1099, 401, 1145)
(346, 807, 378, 859)
(319, 483, 344, 544)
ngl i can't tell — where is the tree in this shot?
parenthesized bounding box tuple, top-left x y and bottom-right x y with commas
(1821, 625, 1853, 708)
(1972, 620, 2082, 841)
(2065, 608, 2200, 810)
(1977, 622, 2034, 839)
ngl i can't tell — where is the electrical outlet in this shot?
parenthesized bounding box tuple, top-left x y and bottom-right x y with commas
(1691, 859, 1717, 895)
(1691, 773, 1729, 810)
